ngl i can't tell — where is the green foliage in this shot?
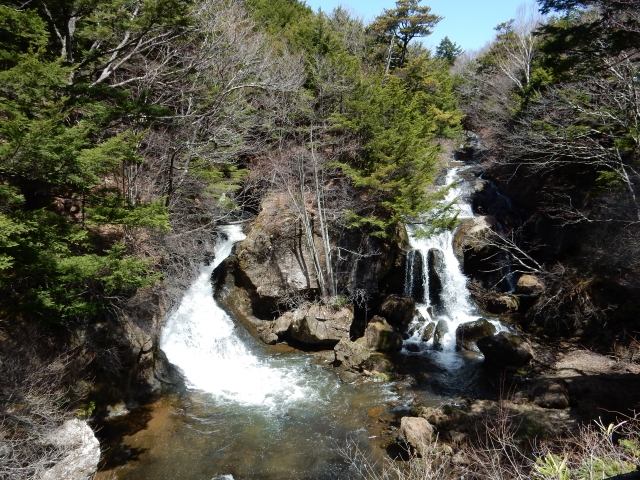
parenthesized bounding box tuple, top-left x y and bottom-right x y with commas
(534, 454, 570, 480)
(435, 36, 463, 65)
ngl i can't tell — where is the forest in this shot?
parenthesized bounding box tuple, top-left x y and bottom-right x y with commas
(1, 0, 639, 478)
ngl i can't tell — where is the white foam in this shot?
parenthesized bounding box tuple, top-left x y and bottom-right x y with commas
(160, 225, 308, 407)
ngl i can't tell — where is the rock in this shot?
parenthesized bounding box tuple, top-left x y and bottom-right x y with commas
(106, 402, 129, 418)
(259, 330, 278, 345)
(362, 352, 394, 374)
(516, 274, 545, 296)
(400, 417, 434, 456)
(334, 338, 371, 369)
(404, 249, 425, 301)
(288, 305, 353, 346)
(433, 319, 449, 348)
(40, 419, 100, 480)
(532, 379, 570, 409)
(477, 332, 534, 368)
(273, 313, 293, 336)
(360, 316, 403, 353)
(455, 319, 497, 352)
(485, 294, 520, 314)
(379, 295, 416, 328)
(453, 215, 497, 262)
(427, 249, 445, 306)
(422, 322, 436, 342)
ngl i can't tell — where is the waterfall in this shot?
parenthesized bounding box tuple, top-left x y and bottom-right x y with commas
(405, 168, 504, 354)
(160, 224, 308, 407)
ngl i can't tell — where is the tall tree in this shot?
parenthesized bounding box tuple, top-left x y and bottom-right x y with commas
(369, 0, 442, 68)
(435, 36, 463, 65)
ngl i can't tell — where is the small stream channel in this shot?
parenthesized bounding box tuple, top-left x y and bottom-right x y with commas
(97, 164, 504, 480)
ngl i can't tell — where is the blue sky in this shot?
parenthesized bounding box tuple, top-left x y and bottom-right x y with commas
(303, 0, 531, 52)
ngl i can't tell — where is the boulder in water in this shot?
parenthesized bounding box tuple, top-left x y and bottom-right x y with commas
(455, 319, 497, 352)
(287, 305, 353, 346)
(379, 294, 415, 328)
(477, 332, 534, 367)
(360, 316, 403, 353)
(433, 319, 449, 348)
(400, 417, 434, 456)
(422, 322, 436, 342)
(334, 338, 371, 369)
(427, 248, 445, 306)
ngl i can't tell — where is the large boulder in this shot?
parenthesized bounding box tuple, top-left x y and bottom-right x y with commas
(379, 295, 416, 328)
(280, 305, 353, 346)
(360, 316, 403, 353)
(516, 274, 545, 296)
(485, 294, 520, 314)
(427, 249, 445, 307)
(400, 417, 434, 457)
(433, 319, 449, 348)
(455, 319, 497, 352)
(422, 321, 436, 342)
(334, 338, 371, 369)
(477, 332, 534, 368)
(40, 419, 100, 480)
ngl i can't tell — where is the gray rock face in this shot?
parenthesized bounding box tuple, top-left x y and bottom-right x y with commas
(40, 419, 100, 480)
(379, 295, 416, 328)
(400, 417, 434, 457)
(433, 319, 449, 348)
(427, 249, 444, 307)
(477, 332, 534, 367)
(334, 338, 371, 369)
(360, 316, 403, 353)
(276, 305, 353, 346)
(455, 319, 497, 352)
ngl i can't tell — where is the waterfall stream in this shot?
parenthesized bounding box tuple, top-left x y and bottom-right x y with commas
(403, 167, 505, 360)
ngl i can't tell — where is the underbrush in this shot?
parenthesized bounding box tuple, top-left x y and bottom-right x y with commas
(343, 403, 640, 480)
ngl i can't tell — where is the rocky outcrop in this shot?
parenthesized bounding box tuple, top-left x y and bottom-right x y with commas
(379, 295, 416, 328)
(427, 249, 444, 307)
(359, 316, 403, 353)
(274, 304, 353, 346)
(400, 417, 434, 456)
(334, 338, 370, 369)
(40, 419, 100, 480)
(455, 319, 497, 352)
(477, 332, 534, 368)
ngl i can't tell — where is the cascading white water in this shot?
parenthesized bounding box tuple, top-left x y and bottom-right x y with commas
(160, 224, 309, 407)
(405, 168, 504, 353)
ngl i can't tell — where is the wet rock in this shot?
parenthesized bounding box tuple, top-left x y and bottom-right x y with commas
(422, 322, 436, 342)
(360, 316, 403, 353)
(433, 319, 449, 348)
(404, 249, 425, 301)
(427, 249, 445, 306)
(379, 295, 416, 328)
(288, 305, 353, 346)
(400, 417, 434, 456)
(485, 294, 520, 314)
(532, 379, 570, 409)
(334, 338, 371, 369)
(516, 274, 545, 296)
(363, 352, 394, 374)
(40, 419, 100, 480)
(477, 332, 534, 368)
(455, 319, 497, 352)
